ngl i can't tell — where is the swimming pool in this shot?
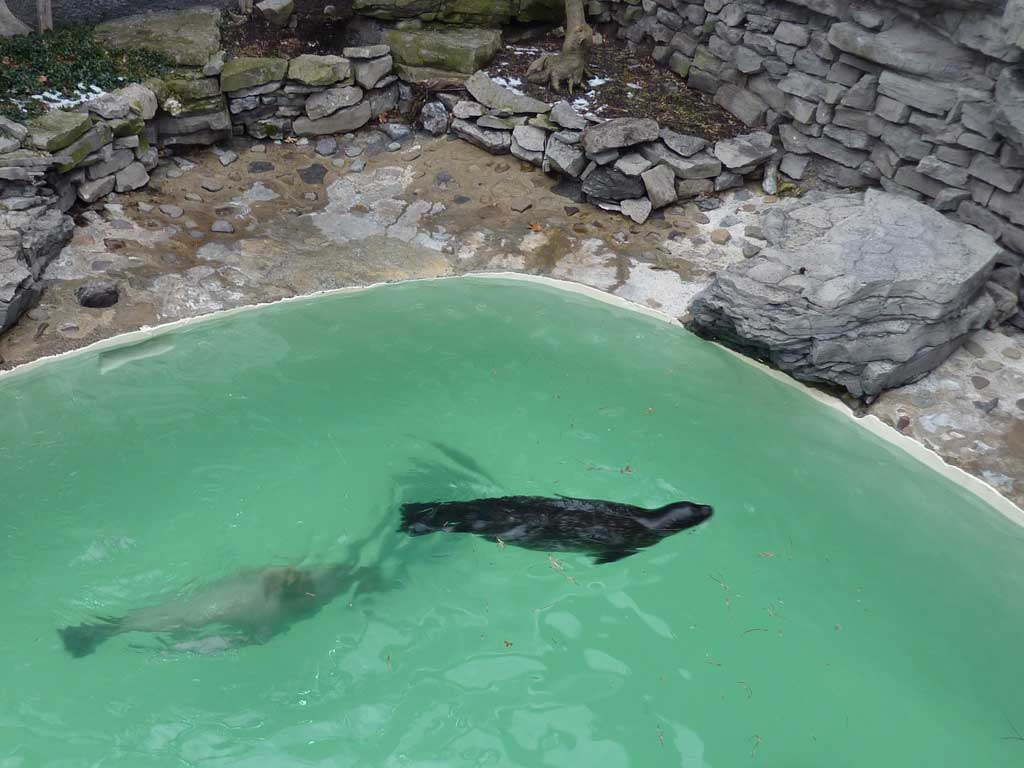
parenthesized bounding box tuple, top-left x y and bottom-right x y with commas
(2, 277, 1022, 766)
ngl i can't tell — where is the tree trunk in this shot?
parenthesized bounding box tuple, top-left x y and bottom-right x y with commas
(239, 0, 254, 13)
(526, 0, 593, 94)
(0, 0, 31, 37)
(36, 0, 52, 33)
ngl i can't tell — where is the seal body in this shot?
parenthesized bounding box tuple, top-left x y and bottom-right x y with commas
(399, 495, 713, 563)
(58, 564, 350, 658)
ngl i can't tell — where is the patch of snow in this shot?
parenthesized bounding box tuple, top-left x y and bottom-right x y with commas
(626, 82, 642, 89)
(30, 83, 107, 110)
(489, 75, 526, 95)
(588, 77, 609, 87)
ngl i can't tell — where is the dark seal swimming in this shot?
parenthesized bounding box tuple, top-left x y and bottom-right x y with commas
(398, 496, 713, 563)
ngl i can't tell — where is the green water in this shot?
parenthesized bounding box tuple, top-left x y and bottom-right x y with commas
(2, 278, 1023, 767)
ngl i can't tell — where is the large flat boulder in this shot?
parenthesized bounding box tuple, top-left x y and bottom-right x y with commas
(385, 26, 502, 75)
(465, 71, 550, 114)
(688, 190, 1001, 398)
(94, 7, 221, 68)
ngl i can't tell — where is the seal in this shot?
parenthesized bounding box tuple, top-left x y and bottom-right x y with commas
(58, 564, 350, 658)
(398, 495, 713, 563)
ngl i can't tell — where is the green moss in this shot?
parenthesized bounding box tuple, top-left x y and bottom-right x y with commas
(0, 25, 173, 121)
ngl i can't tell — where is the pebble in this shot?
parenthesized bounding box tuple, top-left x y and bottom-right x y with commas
(298, 164, 328, 185)
(964, 339, 986, 358)
(165, 168, 183, 179)
(387, 142, 401, 152)
(510, 198, 532, 212)
(564, 206, 579, 216)
(297, 138, 310, 146)
(696, 198, 721, 211)
(693, 213, 710, 224)
(745, 224, 765, 240)
(59, 323, 79, 333)
(742, 242, 761, 258)
(184, 192, 203, 202)
(401, 147, 422, 162)
(201, 179, 224, 193)
(27, 308, 48, 321)
(316, 137, 338, 156)
(349, 159, 366, 173)
(973, 398, 999, 414)
(344, 145, 363, 158)
(435, 171, 454, 187)
(1018, 398, 1024, 411)
(137, 202, 153, 212)
(382, 123, 412, 141)
(159, 204, 184, 219)
(454, 195, 471, 205)
(248, 161, 274, 173)
(733, 189, 753, 201)
(1001, 347, 1021, 360)
(971, 375, 990, 390)
(103, 203, 124, 216)
(343, 133, 355, 141)
(332, 158, 346, 168)
(91, 260, 112, 271)
(189, 229, 204, 239)
(303, 192, 318, 201)
(896, 415, 911, 432)
(710, 228, 731, 245)
(218, 150, 239, 166)
(978, 359, 1003, 372)
(719, 214, 740, 227)
(250, 144, 267, 153)
(211, 220, 235, 233)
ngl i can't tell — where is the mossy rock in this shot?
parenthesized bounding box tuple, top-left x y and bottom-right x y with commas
(288, 54, 352, 86)
(27, 110, 91, 152)
(162, 95, 227, 118)
(164, 70, 222, 102)
(220, 57, 289, 93)
(94, 8, 221, 68)
(385, 26, 502, 75)
(439, 0, 512, 25)
(55, 124, 114, 173)
(394, 63, 471, 88)
(108, 115, 146, 138)
(351, 0, 443, 21)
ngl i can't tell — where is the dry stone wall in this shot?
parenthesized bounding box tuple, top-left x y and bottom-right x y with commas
(0, 47, 400, 330)
(586, 0, 1024, 259)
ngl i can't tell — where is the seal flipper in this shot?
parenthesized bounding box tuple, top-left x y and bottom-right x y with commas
(58, 618, 121, 658)
(592, 548, 638, 565)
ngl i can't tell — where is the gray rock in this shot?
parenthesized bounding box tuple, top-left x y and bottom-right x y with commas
(614, 152, 654, 176)
(306, 86, 364, 120)
(968, 153, 1023, 194)
(874, 95, 910, 123)
(588, 149, 619, 166)
(453, 101, 486, 119)
(511, 135, 544, 165)
(582, 166, 646, 202)
(160, 204, 184, 219)
(451, 118, 512, 154)
(713, 84, 768, 127)
(918, 155, 969, 188)
(85, 93, 130, 120)
(93, 7, 221, 68)
(477, 115, 515, 130)
(689, 190, 1001, 398)
(774, 21, 809, 47)
(582, 118, 660, 155)
(353, 56, 394, 90)
(995, 67, 1024, 146)
(87, 149, 134, 180)
(343, 45, 391, 59)
(420, 102, 449, 136)
(659, 128, 707, 158)
(77, 175, 116, 204)
(201, 179, 224, 192)
(76, 281, 119, 309)
(877, 71, 957, 116)
(841, 75, 878, 111)
(256, 0, 293, 27)
(780, 152, 810, 179)
(465, 72, 550, 115)
(316, 137, 339, 156)
(777, 72, 827, 102)
(114, 162, 149, 192)
(217, 149, 239, 167)
(349, 159, 366, 173)
(544, 136, 587, 177)
(294, 102, 373, 136)
(211, 219, 235, 233)
(713, 132, 775, 169)
(621, 197, 653, 224)
(512, 124, 547, 153)
(641, 164, 677, 209)
(550, 101, 588, 130)
(639, 142, 723, 179)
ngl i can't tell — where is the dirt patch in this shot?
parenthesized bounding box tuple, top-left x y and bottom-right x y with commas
(485, 33, 746, 141)
(221, 0, 352, 58)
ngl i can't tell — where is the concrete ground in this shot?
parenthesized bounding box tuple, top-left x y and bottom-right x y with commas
(2, 128, 1022, 509)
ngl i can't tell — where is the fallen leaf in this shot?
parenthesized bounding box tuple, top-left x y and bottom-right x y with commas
(528, 222, 543, 232)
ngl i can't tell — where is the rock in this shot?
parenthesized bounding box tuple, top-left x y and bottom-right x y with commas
(639, 143, 722, 179)
(293, 102, 373, 136)
(343, 45, 391, 59)
(550, 101, 588, 130)
(465, 71, 550, 114)
(394, 64, 470, 88)
(77, 175, 116, 204)
(204, 51, 226, 77)
(316, 137, 339, 156)
(0, 2, 30, 36)
(306, 86, 364, 120)
(115, 162, 149, 192)
(350, 159, 367, 173)
(211, 220, 235, 233)
(0, 116, 28, 142)
(510, 198, 533, 212)
(27, 111, 91, 152)
(477, 115, 515, 130)
(220, 57, 289, 93)
(689, 190, 1002, 398)
(387, 141, 401, 152)
(217, 149, 239, 167)
(780, 153, 810, 180)
(512, 124, 547, 153)
(544, 137, 587, 177)
(94, 7, 221, 67)
(713, 132, 775, 170)
(614, 152, 654, 176)
(710, 228, 732, 245)
(511, 135, 544, 165)
(85, 93, 130, 120)
(877, 71, 957, 116)
(658, 128, 707, 158)
(420, 102, 449, 135)
(76, 281, 119, 309)
(87, 149, 135, 180)
(288, 54, 352, 86)
(384, 27, 502, 75)
(451, 118, 511, 154)
(582, 118, 660, 155)
(968, 154, 1023, 193)
(621, 197, 653, 224)
(640, 164, 677, 209)
(582, 166, 645, 202)
(248, 161, 275, 174)
(453, 101, 486, 119)
(354, 56, 394, 90)
(201, 178, 224, 192)
(160, 204, 184, 219)
(299, 164, 328, 184)
(713, 84, 768, 127)
(995, 67, 1024, 146)
(256, 0, 295, 28)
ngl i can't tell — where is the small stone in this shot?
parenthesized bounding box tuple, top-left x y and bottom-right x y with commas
(696, 198, 721, 211)
(896, 415, 911, 431)
(742, 242, 761, 257)
(564, 206, 580, 216)
(249, 161, 274, 173)
(971, 375, 990, 390)
(332, 158, 346, 169)
(303, 191, 318, 201)
(217, 150, 239, 166)
(201, 179, 224, 192)
(185, 192, 203, 202)
(76, 281, 119, 308)
(1017, 398, 1024, 411)
(510, 198, 533, 212)
(298, 164, 328, 184)
(382, 123, 412, 141)
(978, 359, 1003, 372)
(250, 144, 267, 153)
(401, 147, 422, 162)
(316, 137, 338, 156)
(211, 220, 235, 233)
(963, 339, 986, 357)
(387, 141, 401, 152)
(27, 308, 48, 321)
(166, 168, 183, 179)
(137, 202, 154, 213)
(349, 159, 366, 173)
(973, 398, 999, 413)
(1002, 347, 1022, 360)
(454, 195, 471, 204)
(344, 145, 363, 158)
(160, 204, 184, 219)
(621, 197, 653, 224)
(710, 228, 731, 244)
